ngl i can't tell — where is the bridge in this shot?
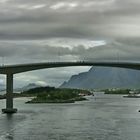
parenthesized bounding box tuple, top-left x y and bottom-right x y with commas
(1, 61, 140, 113)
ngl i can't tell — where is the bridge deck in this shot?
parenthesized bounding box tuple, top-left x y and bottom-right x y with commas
(0, 61, 140, 74)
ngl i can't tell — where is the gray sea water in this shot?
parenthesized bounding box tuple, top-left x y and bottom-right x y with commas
(0, 93, 140, 140)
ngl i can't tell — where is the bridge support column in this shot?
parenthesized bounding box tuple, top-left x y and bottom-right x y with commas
(2, 74, 17, 113)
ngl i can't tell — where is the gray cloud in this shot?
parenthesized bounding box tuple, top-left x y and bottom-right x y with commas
(0, 0, 139, 40)
(0, 0, 140, 87)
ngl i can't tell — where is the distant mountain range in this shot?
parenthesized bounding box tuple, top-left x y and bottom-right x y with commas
(0, 83, 42, 94)
(16, 83, 42, 92)
(60, 67, 140, 89)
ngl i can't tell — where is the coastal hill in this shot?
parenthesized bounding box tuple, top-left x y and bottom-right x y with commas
(20, 83, 42, 91)
(60, 67, 140, 89)
(0, 83, 42, 94)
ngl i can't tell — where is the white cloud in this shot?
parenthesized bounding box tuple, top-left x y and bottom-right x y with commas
(50, 2, 78, 10)
(50, 2, 66, 10)
(17, 4, 46, 10)
(42, 38, 106, 50)
(30, 4, 46, 9)
(36, 81, 47, 86)
(83, 0, 115, 7)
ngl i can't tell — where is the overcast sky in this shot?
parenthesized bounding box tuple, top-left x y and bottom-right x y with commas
(0, 0, 140, 88)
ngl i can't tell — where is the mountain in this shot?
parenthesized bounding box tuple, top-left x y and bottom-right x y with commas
(60, 67, 140, 89)
(0, 83, 43, 94)
(16, 83, 42, 92)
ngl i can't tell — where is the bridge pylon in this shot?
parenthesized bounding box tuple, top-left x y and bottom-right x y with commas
(2, 73, 17, 113)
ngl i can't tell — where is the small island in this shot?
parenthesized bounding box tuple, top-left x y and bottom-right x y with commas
(0, 86, 93, 103)
(103, 88, 140, 98)
(104, 89, 130, 95)
(21, 86, 92, 103)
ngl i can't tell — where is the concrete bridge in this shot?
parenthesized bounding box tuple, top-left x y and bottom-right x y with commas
(1, 61, 140, 113)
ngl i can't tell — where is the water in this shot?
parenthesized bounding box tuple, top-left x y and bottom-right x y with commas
(0, 94, 140, 140)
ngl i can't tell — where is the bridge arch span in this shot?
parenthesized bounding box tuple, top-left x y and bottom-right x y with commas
(1, 61, 140, 74)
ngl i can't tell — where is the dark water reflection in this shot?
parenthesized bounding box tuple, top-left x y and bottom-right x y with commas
(0, 94, 140, 140)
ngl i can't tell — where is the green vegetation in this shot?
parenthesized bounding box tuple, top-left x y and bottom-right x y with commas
(0, 87, 92, 103)
(24, 87, 91, 103)
(104, 89, 130, 94)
